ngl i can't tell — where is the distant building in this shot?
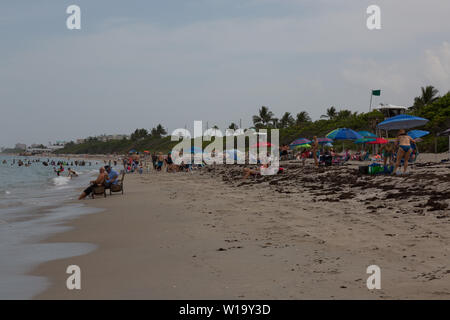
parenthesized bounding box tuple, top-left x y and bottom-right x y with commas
(15, 143, 26, 150)
(373, 104, 407, 119)
(95, 134, 129, 142)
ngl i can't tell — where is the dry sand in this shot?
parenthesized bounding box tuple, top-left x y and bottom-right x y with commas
(32, 155, 450, 299)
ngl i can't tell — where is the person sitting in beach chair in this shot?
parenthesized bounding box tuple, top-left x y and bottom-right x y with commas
(78, 167, 108, 200)
(109, 171, 125, 195)
(104, 165, 119, 189)
(319, 150, 333, 166)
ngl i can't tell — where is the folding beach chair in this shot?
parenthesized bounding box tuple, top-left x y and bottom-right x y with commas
(109, 172, 125, 195)
(92, 185, 106, 198)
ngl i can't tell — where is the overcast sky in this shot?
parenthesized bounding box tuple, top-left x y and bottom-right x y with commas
(1, 0, 449, 147)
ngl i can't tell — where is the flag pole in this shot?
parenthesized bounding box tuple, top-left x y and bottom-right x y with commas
(369, 90, 373, 112)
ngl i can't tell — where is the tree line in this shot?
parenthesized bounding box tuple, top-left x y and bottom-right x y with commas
(56, 86, 449, 154)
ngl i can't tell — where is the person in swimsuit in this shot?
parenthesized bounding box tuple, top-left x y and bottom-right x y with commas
(392, 129, 415, 175)
(156, 152, 164, 171)
(380, 141, 395, 166)
(68, 168, 78, 178)
(312, 136, 319, 167)
(165, 152, 178, 172)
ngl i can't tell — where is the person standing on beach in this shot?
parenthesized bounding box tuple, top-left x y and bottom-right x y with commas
(312, 136, 319, 167)
(392, 129, 415, 175)
(156, 152, 164, 171)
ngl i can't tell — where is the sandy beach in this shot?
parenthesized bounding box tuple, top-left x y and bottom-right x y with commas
(29, 154, 450, 299)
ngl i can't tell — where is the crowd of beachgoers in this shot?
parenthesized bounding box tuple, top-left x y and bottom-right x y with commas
(2, 128, 449, 205)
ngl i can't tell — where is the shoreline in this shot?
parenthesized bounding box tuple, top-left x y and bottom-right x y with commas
(29, 159, 450, 299)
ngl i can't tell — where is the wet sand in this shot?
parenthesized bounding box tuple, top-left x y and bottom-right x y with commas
(31, 155, 450, 299)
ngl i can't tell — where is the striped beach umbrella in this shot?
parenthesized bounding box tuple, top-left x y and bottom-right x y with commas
(290, 138, 311, 147)
(326, 128, 363, 140)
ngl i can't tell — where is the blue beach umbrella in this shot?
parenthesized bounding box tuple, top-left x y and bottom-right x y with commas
(326, 128, 363, 140)
(377, 115, 429, 130)
(354, 138, 376, 144)
(407, 130, 429, 139)
(357, 131, 377, 138)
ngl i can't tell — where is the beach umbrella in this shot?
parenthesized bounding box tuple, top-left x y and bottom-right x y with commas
(326, 128, 363, 140)
(143, 150, 150, 153)
(290, 138, 311, 147)
(128, 149, 137, 154)
(324, 142, 333, 147)
(354, 138, 376, 144)
(327, 128, 363, 152)
(317, 137, 333, 144)
(294, 144, 311, 149)
(377, 114, 429, 130)
(366, 138, 388, 145)
(357, 131, 377, 138)
(407, 130, 429, 139)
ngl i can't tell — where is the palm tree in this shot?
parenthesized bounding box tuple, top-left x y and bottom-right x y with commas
(252, 106, 275, 128)
(228, 123, 238, 130)
(151, 124, 167, 137)
(130, 128, 148, 141)
(411, 86, 439, 111)
(271, 118, 279, 128)
(279, 112, 295, 128)
(295, 111, 311, 126)
(335, 109, 353, 120)
(321, 106, 337, 119)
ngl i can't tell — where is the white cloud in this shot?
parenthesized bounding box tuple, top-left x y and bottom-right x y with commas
(425, 42, 450, 91)
(1, 0, 450, 145)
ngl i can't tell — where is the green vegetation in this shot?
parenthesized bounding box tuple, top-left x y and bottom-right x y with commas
(56, 86, 450, 155)
(1, 148, 27, 154)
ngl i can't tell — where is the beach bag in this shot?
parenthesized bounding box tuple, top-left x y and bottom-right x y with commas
(359, 165, 368, 174)
(368, 163, 383, 175)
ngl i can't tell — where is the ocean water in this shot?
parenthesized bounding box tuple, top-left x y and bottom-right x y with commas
(0, 155, 109, 299)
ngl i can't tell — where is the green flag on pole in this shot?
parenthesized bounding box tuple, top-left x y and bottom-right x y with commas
(372, 90, 381, 96)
